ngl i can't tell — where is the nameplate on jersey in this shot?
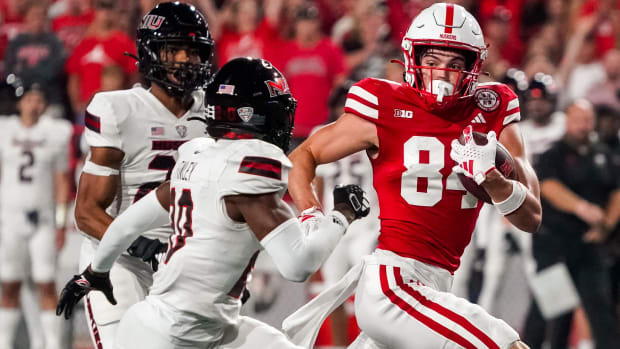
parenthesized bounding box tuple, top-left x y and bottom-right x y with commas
(151, 140, 187, 151)
(238, 156, 282, 180)
(85, 111, 101, 133)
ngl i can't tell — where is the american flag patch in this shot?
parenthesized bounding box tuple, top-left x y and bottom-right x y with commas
(217, 84, 235, 95)
(151, 126, 165, 136)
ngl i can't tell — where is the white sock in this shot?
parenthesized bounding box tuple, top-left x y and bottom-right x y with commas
(0, 308, 21, 349)
(40, 310, 62, 349)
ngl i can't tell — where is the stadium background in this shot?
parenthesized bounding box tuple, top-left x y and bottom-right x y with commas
(1, 0, 619, 348)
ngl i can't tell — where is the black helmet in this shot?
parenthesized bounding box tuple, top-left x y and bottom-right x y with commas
(136, 2, 214, 97)
(205, 57, 296, 152)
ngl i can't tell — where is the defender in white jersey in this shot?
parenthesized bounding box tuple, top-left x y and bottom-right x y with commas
(0, 85, 71, 349)
(56, 57, 370, 348)
(65, 3, 216, 347)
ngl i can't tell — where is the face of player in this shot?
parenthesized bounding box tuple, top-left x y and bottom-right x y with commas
(160, 44, 202, 84)
(418, 48, 466, 91)
(18, 90, 46, 121)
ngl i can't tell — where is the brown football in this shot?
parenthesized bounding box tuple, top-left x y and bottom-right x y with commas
(456, 131, 519, 203)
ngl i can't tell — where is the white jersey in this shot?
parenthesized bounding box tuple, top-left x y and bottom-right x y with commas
(0, 115, 71, 212)
(83, 86, 206, 240)
(148, 138, 290, 342)
(520, 111, 565, 165)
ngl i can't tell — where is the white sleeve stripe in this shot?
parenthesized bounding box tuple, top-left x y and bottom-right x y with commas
(477, 82, 501, 86)
(503, 111, 521, 125)
(345, 99, 379, 119)
(506, 98, 519, 111)
(349, 86, 378, 105)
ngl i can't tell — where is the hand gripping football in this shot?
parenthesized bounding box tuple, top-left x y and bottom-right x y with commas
(456, 131, 519, 203)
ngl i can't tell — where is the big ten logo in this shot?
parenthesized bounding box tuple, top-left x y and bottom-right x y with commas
(394, 109, 413, 119)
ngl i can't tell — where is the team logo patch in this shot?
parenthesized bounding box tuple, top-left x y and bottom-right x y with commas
(175, 125, 187, 138)
(265, 78, 290, 97)
(140, 15, 165, 30)
(237, 107, 254, 122)
(474, 88, 501, 112)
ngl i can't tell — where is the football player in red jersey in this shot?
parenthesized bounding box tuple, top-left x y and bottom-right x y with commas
(286, 3, 541, 349)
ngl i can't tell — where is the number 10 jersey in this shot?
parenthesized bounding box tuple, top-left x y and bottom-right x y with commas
(344, 78, 521, 273)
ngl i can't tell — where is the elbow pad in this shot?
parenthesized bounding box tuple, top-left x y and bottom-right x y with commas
(91, 190, 170, 272)
(260, 210, 348, 282)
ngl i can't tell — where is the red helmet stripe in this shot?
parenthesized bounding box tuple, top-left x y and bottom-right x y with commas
(444, 4, 454, 33)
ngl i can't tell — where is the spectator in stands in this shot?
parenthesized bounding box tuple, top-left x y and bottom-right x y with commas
(214, 0, 282, 66)
(51, 0, 94, 54)
(0, 0, 25, 75)
(66, 0, 137, 119)
(274, 2, 346, 149)
(333, 0, 393, 81)
(585, 49, 620, 111)
(3, 1, 66, 118)
(522, 99, 620, 349)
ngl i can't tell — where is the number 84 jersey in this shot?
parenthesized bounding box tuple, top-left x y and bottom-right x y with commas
(344, 78, 521, 273)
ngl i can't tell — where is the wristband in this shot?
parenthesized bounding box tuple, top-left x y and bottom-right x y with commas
(82, 160, 120, 176)
(55, 204, 68, 229)
(492, 180, 527, 215)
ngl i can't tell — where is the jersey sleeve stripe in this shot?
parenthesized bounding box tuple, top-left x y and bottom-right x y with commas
(239, 156, 282, 180)
(506, 98, 519, 111)
(502, 111, 521, 126)
(345, 98, 379, 119)
(85, 111, 101, 133)
(349, 86, 378, 105)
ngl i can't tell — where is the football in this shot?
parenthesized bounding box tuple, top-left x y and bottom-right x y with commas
(456, 131, 519, 203)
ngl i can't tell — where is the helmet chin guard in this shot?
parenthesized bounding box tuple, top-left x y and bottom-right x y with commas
(401, 3, 487, 106)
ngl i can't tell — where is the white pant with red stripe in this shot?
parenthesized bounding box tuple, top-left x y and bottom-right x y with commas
(353, 249, 519, 349)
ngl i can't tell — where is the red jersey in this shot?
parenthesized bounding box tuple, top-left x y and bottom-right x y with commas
(344, 78, 521, 273)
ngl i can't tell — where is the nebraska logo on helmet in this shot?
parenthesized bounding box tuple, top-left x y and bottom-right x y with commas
(265, 78, 290, 98)
(140, 14, 165, 30)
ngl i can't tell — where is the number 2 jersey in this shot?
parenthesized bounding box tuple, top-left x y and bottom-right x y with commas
(344, 78, 521, 273)
(83, 86, 207, 241)
(148, 138, 291, 341)
(0, 115, 72, 214)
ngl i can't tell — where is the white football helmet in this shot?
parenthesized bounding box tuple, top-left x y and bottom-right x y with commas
(401, 3, 487, 104)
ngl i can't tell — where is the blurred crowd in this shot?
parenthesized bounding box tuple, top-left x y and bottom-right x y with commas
(1, 0, 620, 348)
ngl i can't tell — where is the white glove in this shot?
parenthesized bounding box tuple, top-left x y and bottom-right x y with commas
(450, 126, 497, 185)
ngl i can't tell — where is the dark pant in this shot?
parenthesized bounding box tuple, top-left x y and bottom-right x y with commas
(522, 228, 620, 349)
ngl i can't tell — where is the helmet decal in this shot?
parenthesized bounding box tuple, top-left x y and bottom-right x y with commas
(140, 15, 165, 30)
(237, 107, 254, 122)
(265, 78, 290, 97)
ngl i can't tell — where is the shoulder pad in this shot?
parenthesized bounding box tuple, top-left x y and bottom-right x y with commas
(220, 140, 291, 197)
(84, 91, 131, 149)
(344, 78, 384, 121)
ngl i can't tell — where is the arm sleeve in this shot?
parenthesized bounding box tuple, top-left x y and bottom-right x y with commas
(90, 190, 170, 272)
(83, 93, 123, 149)
(260, 211, 349, 282)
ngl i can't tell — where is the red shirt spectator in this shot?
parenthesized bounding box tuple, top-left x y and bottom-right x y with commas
(66, 31, 136, 105)
(218, 18, 279, 66)
(0, 0, 24, 73)
(275, 4, 346, 139)
(52, 9, 95, 53)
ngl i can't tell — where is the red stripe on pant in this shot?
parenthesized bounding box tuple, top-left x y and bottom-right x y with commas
(379, 265, 477, 348)
(86, 295, 104, 349)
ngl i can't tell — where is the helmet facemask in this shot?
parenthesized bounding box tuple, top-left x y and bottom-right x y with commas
(142, 37, 213, 98)
(402, 39, 484, 105)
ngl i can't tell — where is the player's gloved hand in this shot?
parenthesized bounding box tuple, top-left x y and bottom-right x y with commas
(127, 236, 168, 272)
(333, 184, 370, 221)
(56, 265, 116, 320)
(450, 126, 497, 185)
(241, 288, 251, 304)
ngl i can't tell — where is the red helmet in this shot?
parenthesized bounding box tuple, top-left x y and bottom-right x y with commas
(401, 3, 487, 106)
